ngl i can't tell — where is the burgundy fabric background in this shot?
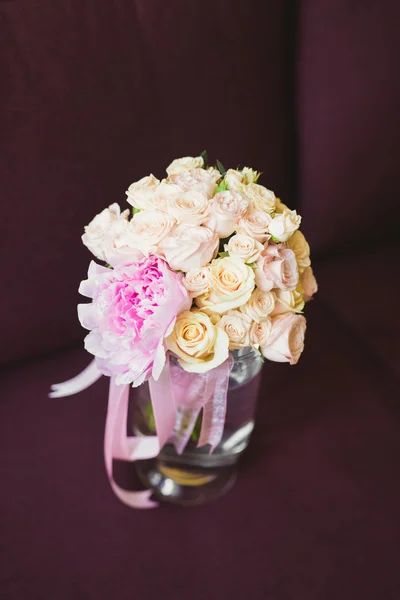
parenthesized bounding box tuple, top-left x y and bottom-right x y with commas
(1, 1, 399, 599)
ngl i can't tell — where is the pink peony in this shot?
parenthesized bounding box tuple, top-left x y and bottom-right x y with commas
(78, 257, 191, 386)
(255, 243, 299, 292)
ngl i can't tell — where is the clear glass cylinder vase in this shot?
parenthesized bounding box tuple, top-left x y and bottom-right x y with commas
(131, 348, 263, 506)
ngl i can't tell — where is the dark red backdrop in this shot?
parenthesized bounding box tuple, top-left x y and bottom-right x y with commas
(1, 2, 399, 599)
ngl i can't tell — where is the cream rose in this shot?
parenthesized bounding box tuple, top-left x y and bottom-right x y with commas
(244, 183, 276, 214)
(207, 190, 248, 237)
(183, 267, 210, 297)
(225, 234, 264, 264)
(240, 288, 276, 322)
(255, 244, 299, 292)
(169, 168, 220, 198)
(166, 310, 229, 373)
(121, 210, 175, 255)
(285, 230, 310, 272)
(166, 155, 204, 176)
(225, 167, 259, 191)
(268, 209, 301, 242)
(82, 203, 130, 261)
(261, 313, 306, 365)
(301, 267, 318, 301)
(216, 310, 252, 350)
(158, 223, 219, 272)
(167, 190, 210, 225)
(126, 175, 160, 210)
(250, 319, 272, 349)
(236, 208, 272, 243)
(196, 256, 255, 314)
(271, 289, 304, 316)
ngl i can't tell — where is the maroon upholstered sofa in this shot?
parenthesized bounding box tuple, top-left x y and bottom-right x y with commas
(1, 2, 399, 598)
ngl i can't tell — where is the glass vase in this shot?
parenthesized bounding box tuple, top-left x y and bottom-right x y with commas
(131, 348, 263, 506)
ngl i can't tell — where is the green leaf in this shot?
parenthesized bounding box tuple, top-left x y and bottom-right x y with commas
(271, 235, 281, 243)
(216, 159, 226, 177)
(105, 263, 113, 269)
(215, 181, 229, 194)
(218, 251, 229, 258)
(246, 262, 258, 268)
(200, 149, 208, 166)
(132, 207, 141, 215)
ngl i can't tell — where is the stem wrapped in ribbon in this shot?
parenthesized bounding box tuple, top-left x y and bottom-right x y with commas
(49, 353, 233, 509)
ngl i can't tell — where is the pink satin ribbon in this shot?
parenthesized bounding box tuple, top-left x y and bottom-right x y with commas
(50, 354, 233, 509)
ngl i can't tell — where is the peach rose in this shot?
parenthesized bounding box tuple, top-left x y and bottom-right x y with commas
(216, 310, 252, 350)
(169, 168, 220, 198)
(250, 319, 272, 350)
(166, 310, 229, 373)
(196, 256, 255, 314)
(207, 190, 248, 237)
(255, 244, 299, 292)
(261, 313, 306, 365)
(82, 203, 130, 261)
(158, 223, 219, 272)
(301, 267, 318, 301)
(240, 288, 276, 322)
(236, 208, 272, 243)
(183, 267, 211, 297)
(285, 230, 310, 272)
(126, 175, 160, 211)
(167, 190, 210, 226)
(268, 209, 301, 242)
(166, 155, 204, 176)
(225, 234, 264, 264)
(271, 288, 304, 316)
(244, 183, 276, 214)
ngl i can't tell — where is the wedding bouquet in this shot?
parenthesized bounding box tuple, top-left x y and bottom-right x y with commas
(80, 154, 317, 381)
(51, 153, 317, 508)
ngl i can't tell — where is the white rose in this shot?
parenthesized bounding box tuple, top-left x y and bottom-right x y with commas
(196, 256, 255, 314)
(216, 310, 252, 350)
(268, 209, 301, 242)
(240, 289, 276, 322)
(206, 190, 248, 237)
(166, 156, 204, 176)
(183, 268, 211, 297)
(166, 310, 229, 373)
(271, 288, 304, 316)
(241, 167, 259, 184)
(119, 210, 175, 255)
(244, 183, 276, 214)
(167, 190, 210, 226)
(236, 208, 272, 243)
(225, 169, 245, 192)
(82, 203, 130, 261)
(285, 230, 310, 272)
(158, 223, 219, 272)
(261, 313, 306, 365)
(225, 234, 264, 264)
(250, 319, 272, 349)
(169, 168, 220, 198)
(126, 175, 160, 210)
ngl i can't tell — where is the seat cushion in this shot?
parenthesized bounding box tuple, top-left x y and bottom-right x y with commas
(1, 301, 399, 600)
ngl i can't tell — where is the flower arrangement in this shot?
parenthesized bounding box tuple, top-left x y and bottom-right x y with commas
(80, 153, 317, 381)
(52, 153, 317, 508)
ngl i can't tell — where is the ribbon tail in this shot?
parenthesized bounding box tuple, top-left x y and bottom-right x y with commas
(49, 359, 102, 398)
(197, 354, 234, 453)
(105, 359, 177, 509)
